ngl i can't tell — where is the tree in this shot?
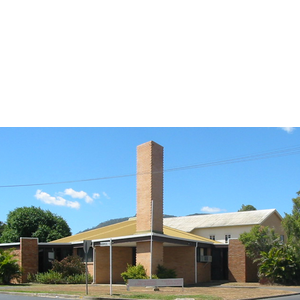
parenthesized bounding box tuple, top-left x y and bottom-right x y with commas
(239, 225, 281, 260)
(238, 204, 257, 212)
(0, 206, 71, 243)
(282, 191, 300, 244)
(0, 222, 5, 239)
(0, 248, 21, 284)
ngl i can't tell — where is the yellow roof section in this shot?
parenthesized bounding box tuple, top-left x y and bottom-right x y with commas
(51, 219, 137, 243)
(163, 225, 221, 244)
(51, 219, 219, 244)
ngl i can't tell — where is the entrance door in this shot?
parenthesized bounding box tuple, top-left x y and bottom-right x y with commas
(211, 247, 228, 280)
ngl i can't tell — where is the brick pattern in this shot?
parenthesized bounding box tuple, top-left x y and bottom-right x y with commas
(20, 238, 38, 283)
(198, 247, 211, 283)
(228, 239, 246, 282)
(94, 246, 133, 283)
(136, 241, 163, 277)
(164, 246, 196, 285)
(228, 239, 259, 282)
(136, 141, 163, 234)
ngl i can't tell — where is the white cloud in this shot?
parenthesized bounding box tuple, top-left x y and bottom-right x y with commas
(281, 127, 295, 134)
(93, 193, 100, 199)
(64, 188, 94, 204)
(35, 189, 80, 209)
(201, 206, 226, 213)
(102, 192, 110, 199)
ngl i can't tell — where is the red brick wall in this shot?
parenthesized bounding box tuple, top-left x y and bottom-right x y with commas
(136, 241, 163, 277)
(228, 239, 246, 282)
(20, 238, 38, 283)
(246, 256, 258, 282)
(164, 246, 196, 285)
(94, 246, 133, 283)
(136, 141, 164, 234)
(197, 262, 211, 282)
(228, 239, 259, 282)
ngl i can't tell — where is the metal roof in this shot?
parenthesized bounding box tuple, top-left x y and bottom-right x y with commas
(51, 218, 219, 245)
(163, 209, 280, 232)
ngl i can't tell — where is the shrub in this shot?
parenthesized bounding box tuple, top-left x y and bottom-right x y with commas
(66, 273, 93, 284)
(32, 271, 93, 284)
(35, 270, 64, 284)
(51, 255, 85, 277)
(29, 255, 92, 284)
(0, 248, 21, 284)
(121, 264, 148, 283)
(258, 244, 300, 285)
(156, 264, 177, 279)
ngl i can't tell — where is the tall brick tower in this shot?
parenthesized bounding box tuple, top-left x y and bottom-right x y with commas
(136, 141, 164, 276)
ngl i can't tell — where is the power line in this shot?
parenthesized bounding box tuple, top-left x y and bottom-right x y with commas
(1, 145, 300, 188)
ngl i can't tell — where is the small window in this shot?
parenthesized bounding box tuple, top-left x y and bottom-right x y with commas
(196, 247, 208, 262)
(209, 235, 215, 240)
(77, 247, 93, 262)
(225, 234, 231, 243)
(280, 235, 284, 243)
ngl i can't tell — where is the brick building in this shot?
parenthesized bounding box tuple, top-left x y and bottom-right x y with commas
(0, 141, 286, 284)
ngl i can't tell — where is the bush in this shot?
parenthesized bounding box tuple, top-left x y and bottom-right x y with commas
(0, 248, 21, 284)
(35, 270, 64, 284)
(51, 255, 85, 277)
(258, 244, 300, 285)
(66, 273, 93, 284)
(31, 271, 93, 284)
(28, 255, 92, 284)
(156, 264, 177, 279)
(121, 264, 148, 283)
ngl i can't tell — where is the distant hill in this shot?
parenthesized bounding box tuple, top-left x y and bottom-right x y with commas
(187, 213, 210, 216)
(79, 214, 176, 233)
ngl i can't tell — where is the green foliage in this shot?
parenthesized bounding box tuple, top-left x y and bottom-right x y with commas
(0, 222, 5, 238)
(0, 206, 71, 243)
(34, 270, 64, 284)
(30, 270, 93, 284)
(156, 265, 177, 279)
(282, 191, 300, 244)
(121, 264, 149, 283)
(239, 225, 281, 260)
(51, 255, 85, 277)
(66, 273, 93, 284)
(0, 248, 21, 284)
(27, 256, 92, 284)
(238, 204, 257, 212)
(258, 244, 300, 285)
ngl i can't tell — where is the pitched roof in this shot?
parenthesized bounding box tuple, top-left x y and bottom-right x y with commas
(163, 209, 280, 232)
(51, 218, 218, 244)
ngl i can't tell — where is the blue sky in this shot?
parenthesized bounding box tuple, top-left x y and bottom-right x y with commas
(0, 127, 299, 234)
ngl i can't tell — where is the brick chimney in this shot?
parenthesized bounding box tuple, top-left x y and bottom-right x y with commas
(136, 141, 164, 276)
(136, 141, 164, 234)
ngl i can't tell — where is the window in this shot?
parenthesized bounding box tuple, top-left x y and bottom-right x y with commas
(209, 235, 215, 240)
(280, 235, 284, 243)
(196, 247, 207, 262)
(225, 234, 231, 243)
(77, 247, 93, 262)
